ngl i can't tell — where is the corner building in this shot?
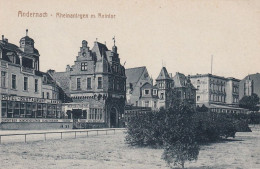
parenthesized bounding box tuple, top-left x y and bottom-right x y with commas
(0, 30, 67, 130)
(52, 40, 126, 128)
(190, 74, 247, 113)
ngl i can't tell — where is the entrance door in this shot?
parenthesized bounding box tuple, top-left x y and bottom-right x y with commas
(110, 107, 117, 128)
(72, 109, 82, 129)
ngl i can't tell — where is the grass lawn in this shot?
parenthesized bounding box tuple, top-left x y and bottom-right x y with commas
(0, 126, 259, 169)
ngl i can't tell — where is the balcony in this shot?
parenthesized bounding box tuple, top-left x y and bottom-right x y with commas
(21, 66, 34, 74)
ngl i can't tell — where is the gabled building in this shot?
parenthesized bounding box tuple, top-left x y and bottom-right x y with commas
(172, 72, 196, 106)
(239, 73, 260, 100)
(52, 39, 126, 128)
(155, 67, 174, 109)
(125, 66, 197, 111)
(125, 66, 152, 106)
(139, 82, 159, 110)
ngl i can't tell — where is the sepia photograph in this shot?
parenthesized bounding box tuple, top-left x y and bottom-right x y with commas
(0, 0, 260, 168)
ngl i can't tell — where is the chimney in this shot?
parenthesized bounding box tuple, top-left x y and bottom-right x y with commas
(2, 35, 4, 41)
(66, 65, 71, 72)
(5, 38, 8, 43)
(169, 73, 172, 78)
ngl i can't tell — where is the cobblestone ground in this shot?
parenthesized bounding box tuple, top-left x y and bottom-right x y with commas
(0, 126, 259, 169)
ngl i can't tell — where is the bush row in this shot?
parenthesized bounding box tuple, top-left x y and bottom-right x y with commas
(126, 109, 249, 147)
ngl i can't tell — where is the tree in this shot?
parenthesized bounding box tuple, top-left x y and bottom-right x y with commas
(162, 103, 199, 169)
(163, 141, 199, 169)
(239, 93, 260, 111)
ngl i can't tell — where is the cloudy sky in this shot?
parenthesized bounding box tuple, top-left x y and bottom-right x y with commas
(1, 0, 260, 79)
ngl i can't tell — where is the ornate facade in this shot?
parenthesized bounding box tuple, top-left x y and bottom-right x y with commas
(52, 39, 126, 128)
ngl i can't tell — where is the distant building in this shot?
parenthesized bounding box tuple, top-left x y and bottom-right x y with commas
(125, 66, 152, 106)
(190, 74, 247, 113)
(125, 66, 196, 111)
(139, 82, 159, 110)
(239, 73, 260, 100)
(155, 67, 174, 109)
(124, 105, 152, 126)
(172, 72, 196, 107)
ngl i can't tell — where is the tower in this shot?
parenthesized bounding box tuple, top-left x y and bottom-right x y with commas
(19, 29, 40, 71)
(156, 67, 173, 109)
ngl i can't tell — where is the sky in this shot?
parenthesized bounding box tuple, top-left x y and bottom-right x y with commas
(0, 0, 260, 80)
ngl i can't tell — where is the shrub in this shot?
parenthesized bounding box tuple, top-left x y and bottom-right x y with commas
(125, 103, 250, 168)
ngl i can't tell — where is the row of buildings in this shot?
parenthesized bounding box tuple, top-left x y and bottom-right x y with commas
(1, 30, 259, 129)
(125, 66, 249, 115)
(0, 30, 126, 129)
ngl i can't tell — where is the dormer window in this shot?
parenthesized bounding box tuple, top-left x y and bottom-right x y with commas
(144, 89, 149, 95)
(7, 54, 16, 64)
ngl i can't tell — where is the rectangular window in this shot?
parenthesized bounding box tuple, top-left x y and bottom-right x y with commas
(23, 77, 28, 91)
(35, 79, 38, 92)
(42, 92, 45, 98)
(145, 101, 149, 107)
(154, 101, 157, 108)
(47, 92, 50, 99)
(197, 96, 200, 101)
(100, 109, 103, 120)
(1, 101, 7, 118)
(81, 62, 87, 71)
(87, 77, 91, 89)
(98, 77, 102, 89)
(1, 71, 6, 88)
(12, 74, 16, 89)
(145, 89, 149, 95)
(153, 89, 157, 95)
(37, 104, 43, 117)
(197, 85, 200, 90)
(77, 78, 81, 90)
(20, 102, 26, 117)
(160, 93, 164, 99)
(14, 102, 20, 118)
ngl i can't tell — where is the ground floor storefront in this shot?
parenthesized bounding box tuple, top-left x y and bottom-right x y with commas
(0, 94, 125, 130)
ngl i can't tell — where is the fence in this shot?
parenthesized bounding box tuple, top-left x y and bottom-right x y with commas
(0, 128, 126, 144)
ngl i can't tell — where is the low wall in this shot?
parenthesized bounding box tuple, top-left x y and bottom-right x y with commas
(0, 122, 73, 130)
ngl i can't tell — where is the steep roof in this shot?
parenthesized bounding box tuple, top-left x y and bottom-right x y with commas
(125, 66, 146, 85)
(173, 72, 186, 87)
(172, 72, 196, 89)
(52, 71, 71, 94)
(141, 82, 158, 90)
(0, 40, 21, 53)
(240, 73, 260, 97)
(242, 73, 260, 82)
(92, 42, 109, 60)
(156, 67, 171, 80)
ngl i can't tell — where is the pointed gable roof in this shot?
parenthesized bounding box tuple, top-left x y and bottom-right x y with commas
(141, 82, 158, 90)
(91, 42, 109, 61)
(156, 67, 171, 80)
(173, 72, 186, 87)
(125, 66, 146, 85)
(173, 72, 196, 89)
